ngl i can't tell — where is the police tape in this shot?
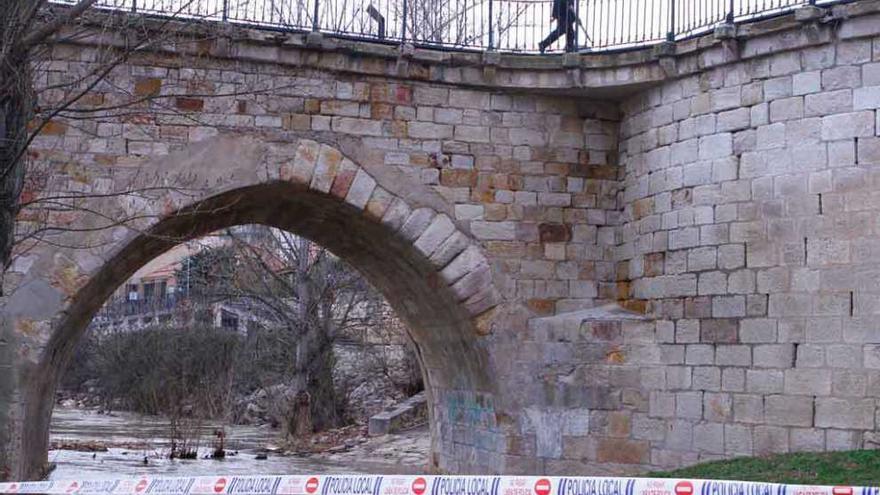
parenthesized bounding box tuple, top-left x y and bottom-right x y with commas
(0, 475, 877, 495)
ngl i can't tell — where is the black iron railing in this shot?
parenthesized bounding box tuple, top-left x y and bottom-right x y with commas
(60, 0, 844, 53)
(95, 294, 184, 319)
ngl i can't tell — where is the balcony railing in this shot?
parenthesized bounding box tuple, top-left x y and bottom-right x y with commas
(95, 294, 185, 319)
(58, 0, 847, 53)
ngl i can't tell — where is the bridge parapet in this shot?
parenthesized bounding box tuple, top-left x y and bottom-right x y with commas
(54, 0, 880, 97)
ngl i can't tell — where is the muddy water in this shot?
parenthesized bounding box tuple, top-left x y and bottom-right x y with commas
(48, 407, 378, 479)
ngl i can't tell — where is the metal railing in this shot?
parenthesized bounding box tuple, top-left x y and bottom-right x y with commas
(59, 0, 847, 53)
(94, 294, 185, 319)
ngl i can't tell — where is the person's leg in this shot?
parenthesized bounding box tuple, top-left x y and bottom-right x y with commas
(564, 18, 576, 51)
(539, 24, 565, 53)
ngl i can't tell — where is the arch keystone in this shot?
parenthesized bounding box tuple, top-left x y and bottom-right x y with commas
(286, 139, 320, 184)
(310, 144, 344, 193)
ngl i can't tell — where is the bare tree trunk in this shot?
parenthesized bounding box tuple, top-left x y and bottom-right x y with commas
(292, 390, 311, 436)
(294, 237, 311, 392)
(0, 12, 35, 289)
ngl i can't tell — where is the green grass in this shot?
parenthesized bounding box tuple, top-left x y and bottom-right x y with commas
(650, 450, 880, 486)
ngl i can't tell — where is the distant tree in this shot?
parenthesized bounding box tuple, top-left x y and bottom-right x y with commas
(174, 245, 239, 298)
(180, 226, 404, 435)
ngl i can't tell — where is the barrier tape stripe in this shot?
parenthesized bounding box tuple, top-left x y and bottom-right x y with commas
(0, 476, 877, 495)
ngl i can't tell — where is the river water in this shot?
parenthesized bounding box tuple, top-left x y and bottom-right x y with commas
(48, 407, 426, 480)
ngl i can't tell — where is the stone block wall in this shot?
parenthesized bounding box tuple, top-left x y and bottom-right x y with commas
(26, 42, 622, 315)
(614, 14, 880, 468)
(7, 34, 623, 477)
(12, 2, 880, 478)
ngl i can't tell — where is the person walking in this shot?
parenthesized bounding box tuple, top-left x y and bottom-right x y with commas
(538, 0, 577, 53)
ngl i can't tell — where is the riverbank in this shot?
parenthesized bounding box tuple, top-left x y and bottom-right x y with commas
(652, 450, 880, 485)
(48, 406, 429, 479)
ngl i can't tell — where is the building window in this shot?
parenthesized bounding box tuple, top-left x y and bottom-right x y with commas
(143, 282, 155, 301)
(157, 280, 167, 299)
(220, 309, 239, 331)
(126, 284, 139, 301)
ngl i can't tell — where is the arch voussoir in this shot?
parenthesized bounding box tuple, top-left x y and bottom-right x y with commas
(277, 139, 502, 324)
(363, 186, 395, 221)
(308, 141, 502, 323)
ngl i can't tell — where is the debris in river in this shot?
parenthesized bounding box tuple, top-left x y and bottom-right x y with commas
(51, 440, 109, 452)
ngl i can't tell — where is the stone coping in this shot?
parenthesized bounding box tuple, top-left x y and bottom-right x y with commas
(52, 0, 880, 97)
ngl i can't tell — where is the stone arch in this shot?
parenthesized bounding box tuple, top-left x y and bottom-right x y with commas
(3, 135, 504, 479)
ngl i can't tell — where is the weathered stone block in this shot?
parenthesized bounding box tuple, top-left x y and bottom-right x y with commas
(769, 97, 804, 122)
(805, 89, 852, 117)
(747, 369, 785, 394)
(752, 344, 792, 369)
(440, 245, 487, 285)
(398, 208, 436, 241)
(713, 296, 746, 318)
(734, 394, 764, 423)
(471, 221, 516, 241)
(344, 168, 378, 209)
(784, 368, 832, 396)
(724, 424, 753, 456)
(716, 345, 751, 366)
(853, 86, 880, 110)
(310, 145, 344, 193)
(693, 423, 725, 454)
(701, 319, 738, 343)
(821, 111, 874, 140)
(595, 438, 650, 464)
(764, 395, 813, 426)
(753, 426, 790, 455)
(815, 398, 876, 429)
(288, 140, 321, 184)
(414, 214, 457, 257)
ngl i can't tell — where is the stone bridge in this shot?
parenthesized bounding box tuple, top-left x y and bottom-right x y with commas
(5, 0, 880, 480)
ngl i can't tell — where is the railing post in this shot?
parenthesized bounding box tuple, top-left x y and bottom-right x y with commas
(666, 0, 675, 41)
(312, 0, 320, 30)
(488, 0, 494, 49)
(573, 0, 580, 51)
(726, 0, 734, 23)
(401, 0, 408, 42)
(222, 0, 228, 21)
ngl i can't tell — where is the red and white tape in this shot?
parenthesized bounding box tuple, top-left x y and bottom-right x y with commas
(0, 475, 876, 495)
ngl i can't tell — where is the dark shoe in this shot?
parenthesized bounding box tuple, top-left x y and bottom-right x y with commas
(538, 42, 547, 54)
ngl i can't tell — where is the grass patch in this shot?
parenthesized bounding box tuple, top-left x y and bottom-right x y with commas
(650, 450, 880, 486)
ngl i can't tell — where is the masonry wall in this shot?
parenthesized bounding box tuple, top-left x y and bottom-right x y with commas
(615, 25, 880, 467)
(11, 39, 623, 476)
(30, 44, 622, 312)
(14, 3, 880, 478)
